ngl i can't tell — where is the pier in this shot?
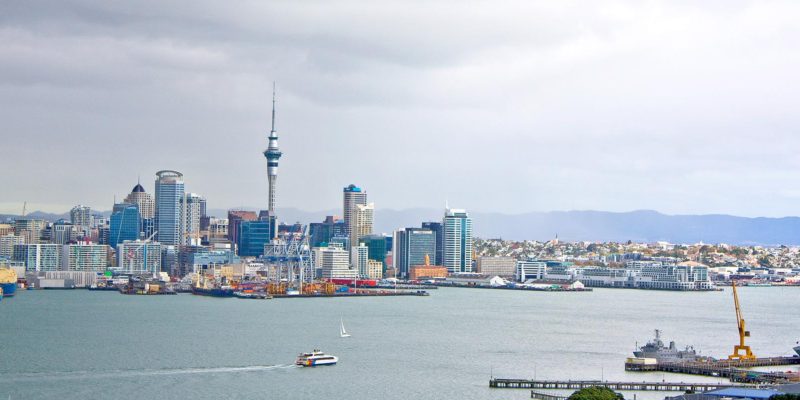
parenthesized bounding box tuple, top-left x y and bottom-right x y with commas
(624, 357, 800, 384)
(490, 379, 752, 392)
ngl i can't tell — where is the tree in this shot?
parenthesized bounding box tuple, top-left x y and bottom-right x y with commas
(567, 387, 624, 400)
(770, 395, 800, 400)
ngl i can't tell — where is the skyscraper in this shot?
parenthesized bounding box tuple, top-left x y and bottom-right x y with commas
(109, 203, 140, 249)
(184, 193, 204, 245)
(154, 170, 185, 246)
(350, 203, 374, 249)
(124, 182, 155, 219)
(393, 228, 436, 279)
(228, 210, 257, 245)
(421, 221, 444, 266)
(442, 208, 473, 273)
(342, 184, 367, 244)
(236, 220, 270, 257)
(69, 205, 92, 227)
(263, 84, 282, 217)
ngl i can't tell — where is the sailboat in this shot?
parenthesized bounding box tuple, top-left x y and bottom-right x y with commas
(340, 318, 351, 338)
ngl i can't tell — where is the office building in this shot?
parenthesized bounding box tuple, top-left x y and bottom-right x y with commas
(358, 234, 387, 272)
(320, 246, 356, 279)
(350, 203, 374, 249)
(478, 256, 517, 278)
(309, 216, 347, 247)
(351, 243, 369, 278)
(393, 228, 436, 279)
(13, 243, 62, 272)
(442, 208, 473, 273)
(117, 240, 162, 274)
(343, 184, 367, 244)
(109, 203, 140, 249)
(410, 255, 448, 280)
(154, 170, 185, 246)
(51, 220, 74, 245)
(184, 193, 204, 245)
(367, 260, 383, 279)
(124, 182, 155, 219)
(516, 260, 547, 282)
(0, 234, 25, 260)
(69, 205, 92, 227)
(14, 219, 46, 244)
(62, 243, 108, 272)
(237, 220, 270, 257)
(227, 210, 257, 244)
(421, 222, 444, 266)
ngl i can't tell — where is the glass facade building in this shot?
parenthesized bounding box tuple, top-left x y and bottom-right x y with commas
(109, 203, 141, 249)
(237, 220, 271, 257)
(443, 209, 473, 273)
(154, 170, 185, 246)
(394, 228, 436, 279)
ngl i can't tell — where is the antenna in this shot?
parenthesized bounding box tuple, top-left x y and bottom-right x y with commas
(271, 81, 276, 133)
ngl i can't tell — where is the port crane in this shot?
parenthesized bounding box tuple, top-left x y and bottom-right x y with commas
(728, 280, 755, 360)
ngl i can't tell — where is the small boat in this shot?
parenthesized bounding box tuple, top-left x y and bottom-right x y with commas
(340, 318, 351, 338)
(794, 342, 800, 357)
(296, 350, 338, 367)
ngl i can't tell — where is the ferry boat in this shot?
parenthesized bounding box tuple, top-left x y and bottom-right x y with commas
(794, 342, 800, 357)
(295, 350, 338, 367)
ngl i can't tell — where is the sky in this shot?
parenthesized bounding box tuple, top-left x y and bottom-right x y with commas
(1, 1, 800, 217)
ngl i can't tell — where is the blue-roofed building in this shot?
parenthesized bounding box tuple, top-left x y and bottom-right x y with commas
(703, 388, 783, 399)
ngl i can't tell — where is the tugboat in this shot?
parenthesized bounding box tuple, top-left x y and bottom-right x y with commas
(295, 350, 338, 367)
(634, 330, 699, 362)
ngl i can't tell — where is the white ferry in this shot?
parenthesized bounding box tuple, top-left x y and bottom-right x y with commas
(296, 350, 338, 367)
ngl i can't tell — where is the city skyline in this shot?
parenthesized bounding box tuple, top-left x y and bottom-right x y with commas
(3, 2, 800, 218)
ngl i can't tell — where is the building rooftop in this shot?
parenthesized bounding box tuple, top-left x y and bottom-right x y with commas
(132, 183, 145, 193)
(704, 388, 783, 399)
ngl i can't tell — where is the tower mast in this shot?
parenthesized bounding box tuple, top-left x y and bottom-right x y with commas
(263, 82, 282, 238)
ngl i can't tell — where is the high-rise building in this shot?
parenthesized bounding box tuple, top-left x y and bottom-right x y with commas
(393, 228, 436, 279)
(184, 193, 204, 245)
(154, 170, 185, 246)
(14, 219, 46, 244)
(51, 220, 74, 245)
(124, 182, 155, 219)
(109, 203, 140, 249)
(343, 184, 367, 243)
(69, 205, 92, 227)
(358, 234, 387, 271)
(320, 246, 356, 279)
(350, 203, 374, 249)
(13, 243, 62, 272)
(227, 210, 257, 244)
(0, 234, 25, 260)
(61, 243, 108, 272)
(117, 240, 162, 274)
(443, 208, 473, 273)
(263, 85, 282, 219)
(421, 221, 444, 266)
(309, 216, 347, 247)
(351, 243, 369, 278)
(237, 220, 270, 257)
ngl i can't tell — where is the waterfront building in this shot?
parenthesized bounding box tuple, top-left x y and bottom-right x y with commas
(237, 220, 270, 257)
(109, 203, 140, 249)
(516, 260, 547, 282)
(154, 170, 185, 246)
(124, 182, 155, 219)
(543, 261, 713, 290)
(309, 216, 347, 247)
(393, 228, 436, 279)
(410, 255, 448, 281)
(343, 184, 367, 246)
(350, 203, 374, 249)
(442, 208, 473, 273)
(367, 260, 383, 279)
(117, 240, 161, 274)
(478, 256, 517, 278)
(184, 193, 204, 245)
(358, 234, 386, 269)
(69, 205, 92, 227)
(13, 243, 62, 272)
(0, 234, 25, 260)
(178, 247, 238, 275)
(14, 219, 46, 244)
(320, 246, 356, 279)
(61, 243, 108, 272)
(161, 245, 178, 276)
(227, 210, 257, 244)
(351, 243, 369, 277)
(263, 86, 282, 222)
(421, 222, 444, 266)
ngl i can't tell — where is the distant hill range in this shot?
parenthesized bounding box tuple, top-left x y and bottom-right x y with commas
(3, 208, 798, 245)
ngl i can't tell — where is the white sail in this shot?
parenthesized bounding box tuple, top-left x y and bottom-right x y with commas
(340, 318, 351, 338)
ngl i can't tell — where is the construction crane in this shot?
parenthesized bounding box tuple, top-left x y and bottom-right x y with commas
(728, 280, 755, 360)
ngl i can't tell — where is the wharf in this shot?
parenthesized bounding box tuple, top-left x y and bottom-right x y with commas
(625, 357, 800, 384)
(270, 291, 430, 299)
(490, 379, 752, 392)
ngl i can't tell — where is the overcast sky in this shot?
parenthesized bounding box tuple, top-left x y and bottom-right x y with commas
(1, 1, 799, 217)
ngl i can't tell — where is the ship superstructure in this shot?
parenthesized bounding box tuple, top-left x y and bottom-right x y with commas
(634, 330, 699, 362)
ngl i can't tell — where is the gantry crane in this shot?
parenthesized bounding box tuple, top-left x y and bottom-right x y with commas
(728, 280, 756, 360)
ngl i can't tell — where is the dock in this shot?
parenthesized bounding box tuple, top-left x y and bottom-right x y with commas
(625, 357, 800, 384)
(490, 379, 752, 392)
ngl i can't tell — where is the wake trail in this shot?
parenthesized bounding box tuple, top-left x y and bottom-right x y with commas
(0, 364, 299, 382)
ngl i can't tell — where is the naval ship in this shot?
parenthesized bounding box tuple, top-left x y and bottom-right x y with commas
(634, 330, 699, 362)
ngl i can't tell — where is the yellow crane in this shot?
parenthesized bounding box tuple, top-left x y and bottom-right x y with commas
(728, 280, 755, 360)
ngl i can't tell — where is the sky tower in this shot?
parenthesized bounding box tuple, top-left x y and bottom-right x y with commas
(263, 83, 282, 216)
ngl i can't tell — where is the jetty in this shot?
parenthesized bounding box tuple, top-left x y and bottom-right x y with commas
(625, 357, 800, 384)
(490, 379, 753, 392)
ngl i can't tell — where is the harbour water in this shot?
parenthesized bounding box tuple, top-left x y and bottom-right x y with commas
(1, 287, 798, 400)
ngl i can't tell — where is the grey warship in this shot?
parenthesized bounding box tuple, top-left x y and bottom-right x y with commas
(634, 330, 699, 362)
